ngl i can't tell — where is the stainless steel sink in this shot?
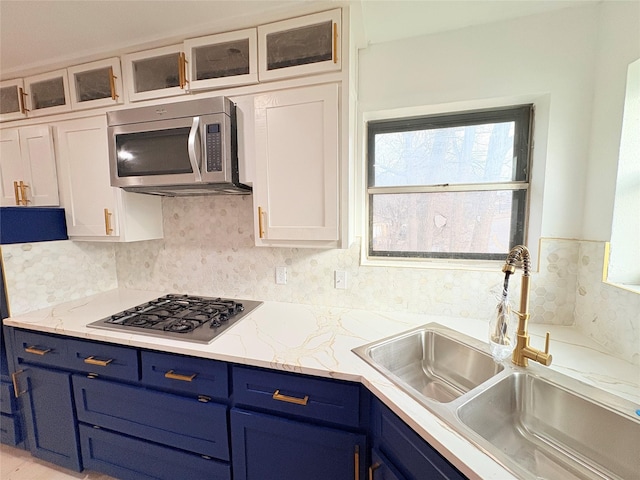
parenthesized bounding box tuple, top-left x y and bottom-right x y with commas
(353, 324, 502, 403)
(458, 371, 640, 480)
(353, 323, 640, 480)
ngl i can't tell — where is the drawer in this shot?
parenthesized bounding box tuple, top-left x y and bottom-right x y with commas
(73, 374, 229, 460)
(0, 380, 17, 414)
(79, 424, 231, 480)
(372, 400, 465, 480)
(67, 338, 138, 382)
(12, 329, 69, 369)
(0, 412, 22, 446)
(232, 365, 361, 427)
(141, 351, 228, 400)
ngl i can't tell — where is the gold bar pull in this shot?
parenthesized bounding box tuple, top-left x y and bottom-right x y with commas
(333, 23, 338, 64)
(84, 356, 113, 367)
(354, 445, 360, 480)
(109, 67, 119, 100)
(258, 206, 265, 238)
(19, 181, 29, 205)
(272, 390, 309, 406)
(11, 370, 26, 398)
(164, 370, 197, 382)
(368, 463, 380, 480)
(25, 346, 51, 355)
(19, 87, 29, 114)
(178, 52, 188, 89)
(13, 181, 20, 205)
(104, 208, 113, 235)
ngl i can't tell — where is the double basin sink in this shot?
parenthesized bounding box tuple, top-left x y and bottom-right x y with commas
(353, 323, 639, 480)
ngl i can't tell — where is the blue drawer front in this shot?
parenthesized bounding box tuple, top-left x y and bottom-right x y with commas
(13, 329, 69, 369)
(232, 365, 361, 427)
(0, 380, 16, 414)
(67, 339, 138, 382)
(0, 412, 21, 446)
(372, 400, 466, 480)
(141, 350, 228, 400)
(79, 424, 231, 480)
(0, 207, 68, 244)
(73, 375, 229, 460)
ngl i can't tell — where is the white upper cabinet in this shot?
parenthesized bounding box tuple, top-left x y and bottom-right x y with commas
(258, 9, 342, 82)
(54, 116, 163, 241)
(67, 57, 124, 110)
(23, 69, 71, 116)
(123, 44, 188, 102)
(184, 28, 258, 91)
(0, 79, 28, 122)
(253, 83, 339, 246)
(0, 125, 59, 206)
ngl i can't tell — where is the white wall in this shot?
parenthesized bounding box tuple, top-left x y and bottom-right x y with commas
(358, 4, 601, 244)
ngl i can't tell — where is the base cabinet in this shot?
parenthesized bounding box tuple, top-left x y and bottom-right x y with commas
(231, 409, 366, 480)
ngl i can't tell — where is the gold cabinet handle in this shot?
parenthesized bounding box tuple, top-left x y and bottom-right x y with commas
(178, 52, 188, 89)
(25, 345, 51, 355)
(333, 22, 338, 64)
(368, 463, 380, 480)
(104, 208, 114, 235)
(19, 87, 29, 114)
(13, 181, 20, 205)
(84, 356, 113, 367)
(354, 445, 360, 480)
(272, 389, 309, 406)
(258, 206, 265, 238)
(11, 370, 26, 398)
(164, 370, 197, 382)
(19, 181, 29, 205)
(109, 67, 119, 100)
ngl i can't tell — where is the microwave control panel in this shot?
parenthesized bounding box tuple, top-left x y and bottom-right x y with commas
(205, 123, 222, 172)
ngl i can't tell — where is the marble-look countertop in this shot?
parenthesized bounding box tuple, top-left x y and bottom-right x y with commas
(4, 288, 640, 480)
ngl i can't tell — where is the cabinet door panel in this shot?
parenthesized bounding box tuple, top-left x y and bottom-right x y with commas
(68, 57, 123, 110)
(0, 79, 27, 122)
(231, 409, 365, 480)
(24, 69, 71, 116)
(19, 125, 59, 206)
(0, 129, 23, 205)
(20, 366, 81, 471)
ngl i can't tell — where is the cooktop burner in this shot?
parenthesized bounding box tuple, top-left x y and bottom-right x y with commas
(87, 294, 262, 343)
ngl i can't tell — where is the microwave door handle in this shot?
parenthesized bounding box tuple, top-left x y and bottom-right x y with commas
(188, 116, 203, 182)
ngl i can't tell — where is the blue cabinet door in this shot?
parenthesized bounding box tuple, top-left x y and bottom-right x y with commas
(231, 408, 366, 480)
(20, 366, 81, 471)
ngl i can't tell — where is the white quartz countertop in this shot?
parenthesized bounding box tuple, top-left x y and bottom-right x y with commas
(5, 288, 640, 480)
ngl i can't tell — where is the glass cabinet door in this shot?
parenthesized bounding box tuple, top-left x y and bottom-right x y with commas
(24, 69, 71, 116)
(184, 28, 258, 91)
(258, 9, 341, 82)
(123, 44, 188, 102)
(0, 79, 27, 122)
(68, 57, 123, 110)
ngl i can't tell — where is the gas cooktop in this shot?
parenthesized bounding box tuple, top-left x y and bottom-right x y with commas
(87, 294, 262, 344)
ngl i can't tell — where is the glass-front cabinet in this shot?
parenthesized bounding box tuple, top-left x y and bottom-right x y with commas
(258, 9, 341, 82)
(0, 79, 28, 122)
(67, 57, 123, 110)
(184, 28, 258, 91)
(23, 69, 71, 116)
(123, 44, 188, 102)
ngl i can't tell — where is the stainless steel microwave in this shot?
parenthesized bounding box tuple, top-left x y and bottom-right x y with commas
(107, 97, 251, 196)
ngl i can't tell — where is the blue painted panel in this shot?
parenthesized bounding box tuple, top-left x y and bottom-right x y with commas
(0, 412, 22, 446)
(0, 207, 67, 244)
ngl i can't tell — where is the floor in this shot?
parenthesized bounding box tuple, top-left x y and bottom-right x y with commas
(0, 444, 116, 480)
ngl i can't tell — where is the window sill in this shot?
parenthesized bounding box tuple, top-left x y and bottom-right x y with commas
(360, 252, 504, 272)
(604, 281, 640, 295)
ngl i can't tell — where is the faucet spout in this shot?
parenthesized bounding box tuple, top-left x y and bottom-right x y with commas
(502, 245, 553, 367)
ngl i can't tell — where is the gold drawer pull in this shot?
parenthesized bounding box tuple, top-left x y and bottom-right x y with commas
(25, 346, 51, 355)
(164, 370, 197, 382)
(368, 462, 380, 480)
(272, 389, 309, 406)
(333, 22, 338, 64)
(84, 356, 113, 367)
(11, 369, 26, 398)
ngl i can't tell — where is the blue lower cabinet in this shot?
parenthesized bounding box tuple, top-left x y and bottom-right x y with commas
(79, 424, 231, 480)
(231, 408, 366, 480)
(19, 366, 81, 471)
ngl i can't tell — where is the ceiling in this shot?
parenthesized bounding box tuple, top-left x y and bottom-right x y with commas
(0, 0, 599, 79)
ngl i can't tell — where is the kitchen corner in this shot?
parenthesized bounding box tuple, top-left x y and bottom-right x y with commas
(3, 287, 638, 479)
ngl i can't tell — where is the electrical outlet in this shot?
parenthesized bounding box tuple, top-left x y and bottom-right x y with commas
(334, 270, 347, 289)
(275, 266, 287, 285)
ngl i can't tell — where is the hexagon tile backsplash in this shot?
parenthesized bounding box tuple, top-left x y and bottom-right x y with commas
(2, 195, 638, 364)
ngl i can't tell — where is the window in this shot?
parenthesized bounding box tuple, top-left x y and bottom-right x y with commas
(367, 105, 533, 261)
